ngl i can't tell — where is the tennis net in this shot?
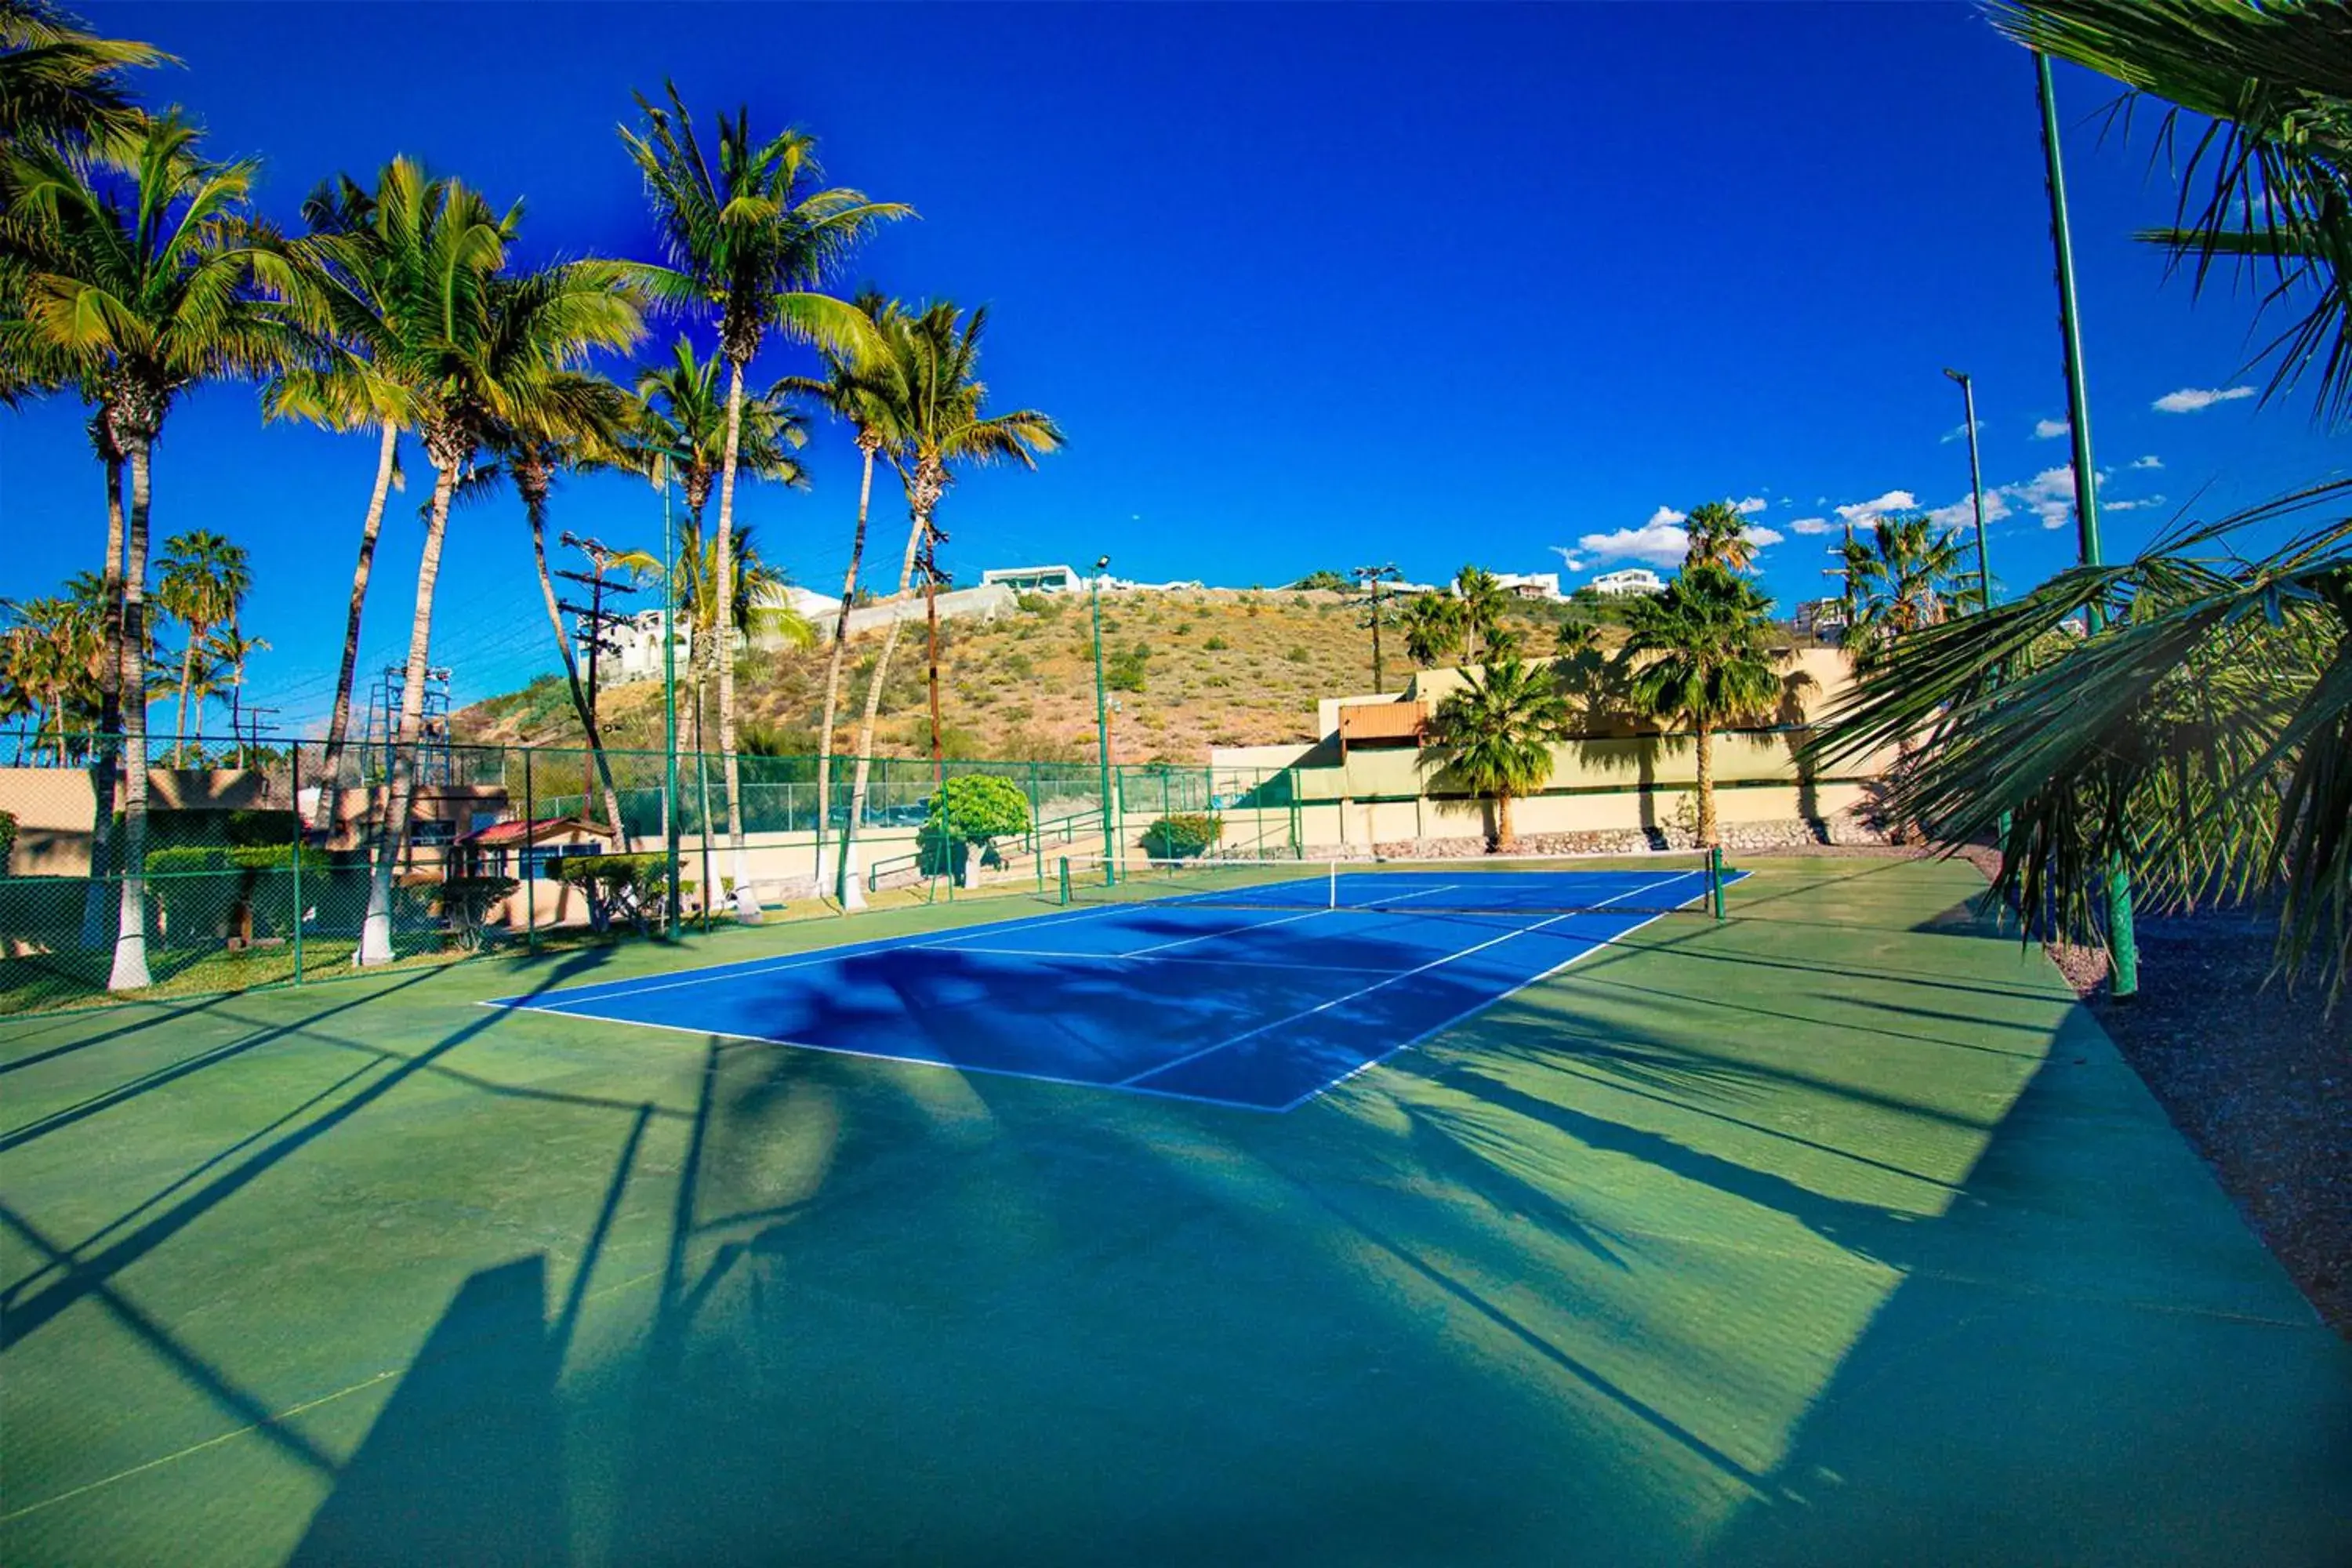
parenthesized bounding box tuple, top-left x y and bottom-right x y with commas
(1054, 848, 1729, 919)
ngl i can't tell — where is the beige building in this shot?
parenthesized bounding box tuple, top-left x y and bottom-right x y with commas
(1207, 647, 1892, 852)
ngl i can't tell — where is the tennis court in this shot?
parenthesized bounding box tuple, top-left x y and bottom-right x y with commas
(489, 855, 1735, 1111)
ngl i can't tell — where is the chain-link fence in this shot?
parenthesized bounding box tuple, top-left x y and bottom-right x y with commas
(0, 734, 1314, 1016)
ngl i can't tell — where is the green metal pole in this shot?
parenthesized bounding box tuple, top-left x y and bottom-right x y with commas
(1947, 369, 1992, 607)
(1711, 844, 1725, 922)
(522, 744, 537, 955)
(1091, 566, 1116, 884)
(661, 473, 680, 941)
(289, 739, 303, 984)
(2037, 50, 2138, 1000)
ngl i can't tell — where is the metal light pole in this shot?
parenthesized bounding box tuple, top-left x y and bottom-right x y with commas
(659, 469, 680, 939)
(1091, 555, 1116, 884)
(1943, 368, 1993, 608)
(2037, 50, 2137, 999)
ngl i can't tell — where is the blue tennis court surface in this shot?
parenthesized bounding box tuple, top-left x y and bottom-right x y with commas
(491, 864, 1728, 1112)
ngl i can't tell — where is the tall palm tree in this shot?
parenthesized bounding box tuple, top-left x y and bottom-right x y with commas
(1620, 564, 1790, 846)
(773, 289, 909, 876)
(837, 301, 1062, 908)
(666, 518, 808, 848)
(620, 83, 906, 898)
(154, 529, 246, 762)
(482, 358, 641, 841)
(1842, 510, 1980, 666)
(264, 162, 457, 829)
(1401, 592, 1464, 668)
(312, 190, 641, 964)
(2, 114, 302, 989)
(1683, 499, 1759, 573)
(1425, 659, 1571, 851)
(1452, 565, 1510, 665)
(1989, 0, 2352, 426)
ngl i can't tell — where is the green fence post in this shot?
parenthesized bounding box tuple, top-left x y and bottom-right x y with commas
(523, 746, 537, 955)
(290, 739, 304, 985)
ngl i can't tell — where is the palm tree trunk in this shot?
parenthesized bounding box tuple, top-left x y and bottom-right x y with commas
(361, 459, 458, 967)
(172, 633, 196, 768)
(524, 495, 629, 848)
(82, 452, 125, 949)
(1695, 718, 1717, 847)
(839, 502, 929, 913)
(1495, 791, 1514, 853)
(107, 441, 155, 992)
(713, 358, 750, 898)
(313, 424, 400, 835)
(814, 438, 876, 899)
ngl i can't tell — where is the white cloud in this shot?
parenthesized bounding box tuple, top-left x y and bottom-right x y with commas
(2103, 494, 2166, 513)
(2153, 385, 2255, 414)
(1834, 489, 1916, 526)
(1998, 465, 2080, 530)
(1549, 546, 1587, 572)
(2131, 455, 2162, 470)
(1788, 517, 1833, 535)
(1940, 420, 1982, 445)
(1733, 495, 1768, 514)
(1925, 490, 2013, 532)
(2032, 417, 2070, 440)
(1576, 506, 1782, 568)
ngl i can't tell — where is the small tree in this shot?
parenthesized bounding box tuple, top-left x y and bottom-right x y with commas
(1620, 564, 1791, 846)
(929, 775, 1031, 887)
(1426, 659, 1572, 851)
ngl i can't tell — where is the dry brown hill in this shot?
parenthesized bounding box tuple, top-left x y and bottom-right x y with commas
(457, 587, 1593, 764)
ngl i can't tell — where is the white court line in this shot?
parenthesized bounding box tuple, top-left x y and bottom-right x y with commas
(1116, 909, 1583, 1087)
(492, 997, 1285, 1113)
(1115, 879, 1457, 958)
(941, 946, 1400, 975)
(489, 899, 1145, 1009)
(1125, 870, 1710, 1094)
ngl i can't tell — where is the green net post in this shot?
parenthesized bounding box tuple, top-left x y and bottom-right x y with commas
(1711, 844, 1725, 921)
(1058, 855, 1072, 906)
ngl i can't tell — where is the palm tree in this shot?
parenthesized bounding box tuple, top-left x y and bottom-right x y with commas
(773, 289, 908, 877)
(264, 162, 459, 829)
(666, 519, 806, 851)
(1988, 0, 2352, 426)
(318, 191, 641, 964)
(621, 83, 906, 898)
(837, 300, 1062, 908)
(1683, 499, 1759, 573)
(207, 624, 267, 754)
(1842, 510, 1981, 666)
(1621, 564, 1791, 846)
(1452, 565, 1509, 665)
(1425, 659, 1571, 851)
(154, 529, 247, 762)
(0, 1, 166, 159)
(1401, 592, 1464, 668)
(481, 357, 641, 841)
(2, 114, 303, 989)
(1808, 485, 2352, 996)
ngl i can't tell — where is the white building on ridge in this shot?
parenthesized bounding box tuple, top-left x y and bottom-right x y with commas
(1588, 567, 1666, 597)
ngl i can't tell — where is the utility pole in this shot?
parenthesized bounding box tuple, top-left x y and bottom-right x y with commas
(1352, 563, 1402, 690)
(2037, 49, 2136, 1000)
(558, 531, 641, 815)
(1944, 368, 1993, 608)
(659, 466, 680, 938)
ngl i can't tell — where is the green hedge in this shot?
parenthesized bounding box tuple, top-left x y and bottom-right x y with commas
(554, 853, 670, 932)
(1140, 812, 1222, 861)
(0, 808, 15, 872)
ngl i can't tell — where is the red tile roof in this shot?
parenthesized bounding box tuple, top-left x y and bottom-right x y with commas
(460, 815, 604, 847)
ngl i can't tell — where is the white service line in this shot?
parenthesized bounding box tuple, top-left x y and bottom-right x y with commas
(941, 946, 1400, 975)
(1116, 909, 1584, 1087)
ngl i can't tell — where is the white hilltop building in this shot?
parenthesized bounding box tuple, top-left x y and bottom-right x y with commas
(1588, 567, 1666, 597)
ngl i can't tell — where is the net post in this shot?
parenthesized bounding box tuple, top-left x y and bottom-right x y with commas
(1058, 855, 1072, 906)
(1710, 844, 1725, 921)
(1328, 859, 1338, 910)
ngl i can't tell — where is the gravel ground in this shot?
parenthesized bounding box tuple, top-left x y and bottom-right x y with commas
(1944, 847, 2350, 1336)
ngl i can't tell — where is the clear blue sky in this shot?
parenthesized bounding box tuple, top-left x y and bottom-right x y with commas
(3, 1, 2343, 734)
